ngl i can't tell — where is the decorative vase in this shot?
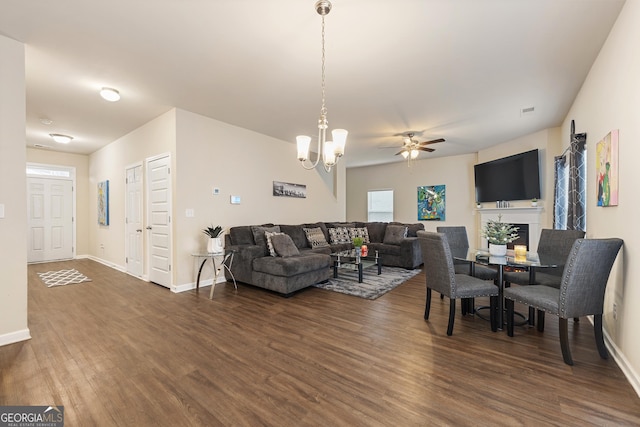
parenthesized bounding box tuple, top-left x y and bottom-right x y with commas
(489, 243, 507, 256)
(531, 201, 538, 207)
(208, 237, 223, 253)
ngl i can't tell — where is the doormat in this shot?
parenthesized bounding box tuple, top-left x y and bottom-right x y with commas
(38, 269, 92, 288)
(313, 266, 420, 300)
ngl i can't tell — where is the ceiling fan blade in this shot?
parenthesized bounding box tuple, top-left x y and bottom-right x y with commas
(417, 138, 445, 146)
(394, 150, 406, 156)
(417, 147, 435, 152)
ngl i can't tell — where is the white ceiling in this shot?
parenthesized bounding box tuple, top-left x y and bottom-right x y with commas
(0, 0, 625, 168)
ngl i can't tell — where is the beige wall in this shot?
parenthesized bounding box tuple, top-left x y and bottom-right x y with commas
(87, 109, 177, 271)
(346, 128, 560, 249)
(26, 149, 91, 256)
(173, 109, 346, 287)
(0, 35, 28, 345)
(561, 0, 640, 391)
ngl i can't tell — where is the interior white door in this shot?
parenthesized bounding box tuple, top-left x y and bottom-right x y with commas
(126, 165, 144, 278)
(146, 155, 172, 288)
(27, 177, 73, 262)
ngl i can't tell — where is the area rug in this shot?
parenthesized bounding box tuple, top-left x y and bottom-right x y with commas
(313, 266, 420, 300)
(38, 269, 92, 288)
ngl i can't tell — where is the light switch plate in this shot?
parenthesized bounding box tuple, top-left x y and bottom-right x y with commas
(0, 204, 4, 218)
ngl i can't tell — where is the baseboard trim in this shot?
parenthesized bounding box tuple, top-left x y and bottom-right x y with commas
(604, 326, 640, 398)
(171, 277, 225, 294)
(85, 255, 126, 273)
(0, 328, 31, 347)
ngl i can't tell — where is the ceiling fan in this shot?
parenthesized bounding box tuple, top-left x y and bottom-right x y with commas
(394, 133, 445, 160)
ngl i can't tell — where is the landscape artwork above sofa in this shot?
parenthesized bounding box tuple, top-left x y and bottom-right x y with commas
(417, 185, 445, 221)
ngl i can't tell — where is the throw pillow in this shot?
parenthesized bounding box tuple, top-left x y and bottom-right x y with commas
(271, 234, 300, 258)
(383, 224, 408, 245)
(303, 227, 330, 248)
(348, 227, 370, 244)
(328, 226, 351, 244)
(250, 225, 281, 247)
(265, 231, 285, 257)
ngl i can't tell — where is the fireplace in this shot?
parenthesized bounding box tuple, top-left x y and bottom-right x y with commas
(478, 207, 543, 252)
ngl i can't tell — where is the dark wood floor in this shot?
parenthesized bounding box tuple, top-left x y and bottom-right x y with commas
(1, 259, 638, 426)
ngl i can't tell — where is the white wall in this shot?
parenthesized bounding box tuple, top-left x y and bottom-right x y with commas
(173, 109, 346, 287)
(561, 0, 640, 392)
(0, 35, 29, 345)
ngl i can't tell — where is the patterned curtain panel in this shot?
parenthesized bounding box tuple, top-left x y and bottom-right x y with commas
(553, 155, 568, 229)
(567, 120, 587, 231)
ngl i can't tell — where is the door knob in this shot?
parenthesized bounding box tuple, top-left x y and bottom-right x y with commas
(146, 226, 152, 230)
(136, 229, 142, 232)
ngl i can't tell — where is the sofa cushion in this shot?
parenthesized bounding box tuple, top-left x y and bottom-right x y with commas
(271, 234, 300, 257)
(391, 222, 424, 237)
(265, 231, 285, 257)
(366, 222, 388, 243)
(326, 222, 355, 229)
(253, 253, 330, 277)
(229, 226, 254, 246)
(328, 227, 351, 244)
(348, 227, 370, 244)
(303, 227, 330, 248)
(279, 224, 308, 249)
(251, 225, 281, 255)
(303, 222, 330, 242)
(383, 224, 408, 245)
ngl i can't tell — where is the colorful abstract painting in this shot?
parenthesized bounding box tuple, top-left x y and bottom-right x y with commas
(596, 130, 619, 206)
(417, 185, 445, 221)
(98, 180, 109, 225)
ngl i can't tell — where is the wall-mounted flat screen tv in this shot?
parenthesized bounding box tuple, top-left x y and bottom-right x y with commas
(474, 149, 541, 203)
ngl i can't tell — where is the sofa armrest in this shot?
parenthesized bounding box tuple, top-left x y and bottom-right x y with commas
(224, 244, 265, 284)
(399, 237, 423, 269)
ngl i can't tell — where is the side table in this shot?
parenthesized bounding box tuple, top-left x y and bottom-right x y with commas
(191, 251, 237, 299)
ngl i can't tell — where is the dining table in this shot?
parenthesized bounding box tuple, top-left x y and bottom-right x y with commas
(452, 248, 565, 329)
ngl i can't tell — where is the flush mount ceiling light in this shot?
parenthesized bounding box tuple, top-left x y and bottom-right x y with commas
(100, 87, 121, 102)
(49, 133, 73, 144)
(296, 0, 348, 173)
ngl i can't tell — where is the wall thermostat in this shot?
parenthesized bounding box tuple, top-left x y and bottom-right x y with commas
(230, 195, 241, 204)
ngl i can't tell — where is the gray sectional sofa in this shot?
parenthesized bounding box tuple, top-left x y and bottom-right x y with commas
(223, 221, 425, 296)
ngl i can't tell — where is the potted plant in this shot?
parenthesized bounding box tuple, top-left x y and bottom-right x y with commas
(352, 236, 364, 256)
(531, 198, 538, 207)
(203, 225, 225, 253)
(481, 215, 519, 256)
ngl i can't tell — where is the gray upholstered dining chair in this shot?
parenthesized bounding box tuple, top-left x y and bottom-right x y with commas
(503, 228, 585, 326)
(504, 238, 623, 365)
(437, 226, 498, 315)
(418, 231, 499, 335)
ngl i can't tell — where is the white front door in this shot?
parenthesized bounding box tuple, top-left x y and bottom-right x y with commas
(27, 177, 74, 262)
(146, 155, 172, 288)
(126, 164, 144, 278)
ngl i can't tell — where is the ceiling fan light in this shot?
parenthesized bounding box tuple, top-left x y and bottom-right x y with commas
(401, 151, 409, 159)
(410, 149, 419, 159)
(100, 87, 121, 102)
(296, 135, 311, 161)
(49, 133, 73, 144)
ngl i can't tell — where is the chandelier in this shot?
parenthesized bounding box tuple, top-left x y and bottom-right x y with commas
(296, 0, 348, 173)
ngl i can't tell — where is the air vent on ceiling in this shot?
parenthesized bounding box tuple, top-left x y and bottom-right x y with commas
(520, 106, 535, 116)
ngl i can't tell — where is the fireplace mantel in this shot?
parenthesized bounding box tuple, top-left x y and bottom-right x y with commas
(477, 207, 544, 252)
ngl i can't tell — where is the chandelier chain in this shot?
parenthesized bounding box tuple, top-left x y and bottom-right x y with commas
(320, 14, 327, 117)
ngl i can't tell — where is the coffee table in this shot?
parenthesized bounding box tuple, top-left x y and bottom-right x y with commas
(330, 249, 381, 283)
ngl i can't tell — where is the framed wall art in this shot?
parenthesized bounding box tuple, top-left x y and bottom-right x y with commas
(417, 185, 445, 221)
(98, 180, 110, 225)
(273, 181, 306, 198)
(596, 129, 619, 206)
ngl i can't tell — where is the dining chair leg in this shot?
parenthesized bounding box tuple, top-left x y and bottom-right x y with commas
(490, 296, 498, 332)
(528, 306, 535, 326)
(559, 317, 573, 365)
(594, 314, 609, 360)
(506, 299, 514, 336)
(424, 288, 432, 320)
(461, 298, 468, 315)
(446, 299, 456, 336)
(537, 310, 545, 332)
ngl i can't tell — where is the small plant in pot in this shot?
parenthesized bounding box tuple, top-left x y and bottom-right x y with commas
(481, 215, 519, 256)
(203, 225, 225, 253)
(352, 237, 364, 256)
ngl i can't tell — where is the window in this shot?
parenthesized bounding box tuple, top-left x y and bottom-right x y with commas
(368, 190, 393, 222)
